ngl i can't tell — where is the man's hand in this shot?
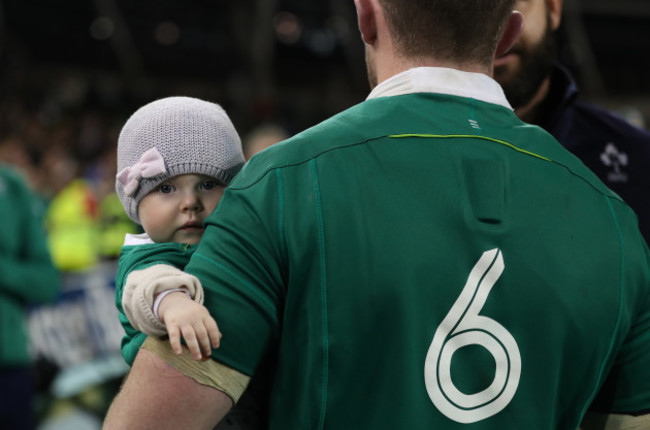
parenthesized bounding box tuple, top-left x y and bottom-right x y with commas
(157, 292, 222, 360)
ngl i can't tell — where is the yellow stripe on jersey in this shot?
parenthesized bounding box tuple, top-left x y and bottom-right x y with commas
(389, 134, 552, 162)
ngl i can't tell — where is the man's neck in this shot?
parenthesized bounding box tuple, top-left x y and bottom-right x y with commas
(375, 54, 491, 88)
(514, 77, 552, 125)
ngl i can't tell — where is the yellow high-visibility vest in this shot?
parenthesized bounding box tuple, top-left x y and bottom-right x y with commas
(45, 179, 100, 272)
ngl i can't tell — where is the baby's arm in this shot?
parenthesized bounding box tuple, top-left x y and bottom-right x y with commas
(122, 265, 221, 360)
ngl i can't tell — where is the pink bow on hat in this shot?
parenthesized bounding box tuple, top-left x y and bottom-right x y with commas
(117, 147, 167, 196)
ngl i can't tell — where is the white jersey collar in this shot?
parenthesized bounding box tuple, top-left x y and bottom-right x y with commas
(366, 67, 512, 110)
(123, 232, 154, 246)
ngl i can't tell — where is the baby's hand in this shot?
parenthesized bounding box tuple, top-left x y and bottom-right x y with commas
(157, 291, 222, 360)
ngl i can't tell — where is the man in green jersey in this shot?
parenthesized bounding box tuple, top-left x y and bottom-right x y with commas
(104, 0, 650, 429)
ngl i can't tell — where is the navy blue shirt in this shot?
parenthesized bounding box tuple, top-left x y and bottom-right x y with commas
(539, 65, 650, 243)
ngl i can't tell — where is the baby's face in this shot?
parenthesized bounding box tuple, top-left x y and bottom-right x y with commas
(138, 174, 225, 244)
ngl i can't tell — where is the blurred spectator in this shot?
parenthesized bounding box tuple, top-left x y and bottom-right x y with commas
(44, 181, 101, 272)
(0, 163, 61, 430)
(493, 0, 650, 242)
(42, 146, 101, 272)
(0, 135, 40, 193)
(242, 123, 289, 160)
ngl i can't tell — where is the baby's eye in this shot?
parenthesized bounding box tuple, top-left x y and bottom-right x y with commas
(158, 183, 174, 193)
(201, 180, 219, 190)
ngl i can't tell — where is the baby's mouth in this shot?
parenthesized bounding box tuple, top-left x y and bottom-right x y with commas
(179, 222, 204, 231)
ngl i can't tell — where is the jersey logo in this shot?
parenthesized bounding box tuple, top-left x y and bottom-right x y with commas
(424, 248, 521, 423)
(600, 142, 629, 183)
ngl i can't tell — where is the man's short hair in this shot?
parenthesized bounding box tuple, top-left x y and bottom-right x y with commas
(379, 0, 516, 65)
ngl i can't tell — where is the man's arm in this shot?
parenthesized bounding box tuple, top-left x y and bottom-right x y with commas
(103, 346, 233, 430)
(580, 412, 650, 430)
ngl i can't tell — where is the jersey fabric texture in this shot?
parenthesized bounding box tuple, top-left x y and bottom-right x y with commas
(0, 165, 60, 366)
(186, 71, 650, 429)
(115, 241, 196, 365)
(542, 64, 650, 243)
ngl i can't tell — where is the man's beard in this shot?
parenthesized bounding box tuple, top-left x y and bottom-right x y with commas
(495, 17, 556, 109)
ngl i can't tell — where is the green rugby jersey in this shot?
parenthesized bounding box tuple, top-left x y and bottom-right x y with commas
(187, 91, 650, 429)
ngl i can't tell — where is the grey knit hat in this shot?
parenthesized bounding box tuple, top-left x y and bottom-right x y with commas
(116, 96, 244, 224)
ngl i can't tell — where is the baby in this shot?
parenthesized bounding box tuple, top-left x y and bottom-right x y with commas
(115, 96, 245, 363)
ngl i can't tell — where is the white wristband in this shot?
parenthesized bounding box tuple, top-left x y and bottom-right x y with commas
(152, 288, 191, 322)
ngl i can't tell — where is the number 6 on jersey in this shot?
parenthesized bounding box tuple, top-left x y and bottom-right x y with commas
(424, 248, 521, 423)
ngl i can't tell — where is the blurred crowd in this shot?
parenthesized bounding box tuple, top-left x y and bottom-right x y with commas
(0, 101, 137, 269)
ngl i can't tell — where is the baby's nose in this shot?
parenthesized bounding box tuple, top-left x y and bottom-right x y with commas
(181, 192, 203, 211)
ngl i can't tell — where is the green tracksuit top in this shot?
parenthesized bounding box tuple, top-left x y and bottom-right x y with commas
(186, 90, 650, 429)
(0, 165, 60, 366)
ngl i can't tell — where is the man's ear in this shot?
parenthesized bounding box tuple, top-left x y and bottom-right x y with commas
(495, 10, 524, 58)
(547, 0, 563, 30)
(355, 0, 377, 44)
